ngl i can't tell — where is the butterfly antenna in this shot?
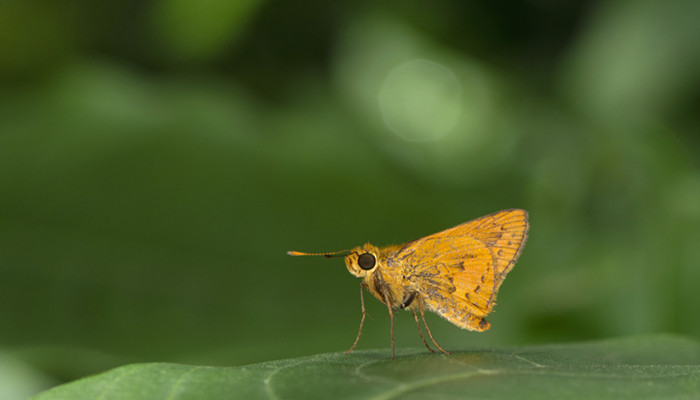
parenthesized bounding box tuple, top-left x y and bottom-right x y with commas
(287, 249, 352, 258)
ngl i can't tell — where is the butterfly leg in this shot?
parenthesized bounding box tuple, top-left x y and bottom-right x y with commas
(419, 298, 450, 355)
(412, 310, 435, 353)
(345, 285, 367, 354)
(381, 290, 396, 359)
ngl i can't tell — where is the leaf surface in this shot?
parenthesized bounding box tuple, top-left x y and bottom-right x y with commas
(32, 335, 700, 400)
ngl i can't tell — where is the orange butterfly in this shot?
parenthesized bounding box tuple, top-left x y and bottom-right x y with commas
(289, 209, 529, 358)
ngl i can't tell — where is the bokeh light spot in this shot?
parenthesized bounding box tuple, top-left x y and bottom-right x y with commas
(378, 59, 462, 142)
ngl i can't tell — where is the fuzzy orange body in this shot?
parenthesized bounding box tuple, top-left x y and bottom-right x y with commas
(343, 209, 529, 333)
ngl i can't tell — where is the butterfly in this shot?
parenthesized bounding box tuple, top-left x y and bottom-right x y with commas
(289, 209, 529, 358)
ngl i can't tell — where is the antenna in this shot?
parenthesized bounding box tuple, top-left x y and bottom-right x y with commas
(287, 249, 352, 258)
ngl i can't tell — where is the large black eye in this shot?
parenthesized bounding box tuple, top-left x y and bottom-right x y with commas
(357, 253, 376, 270)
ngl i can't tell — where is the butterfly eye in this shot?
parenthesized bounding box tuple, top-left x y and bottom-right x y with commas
(357, 253, 376, 270)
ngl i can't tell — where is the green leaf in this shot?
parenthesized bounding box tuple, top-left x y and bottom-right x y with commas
(31, 335, 700, 400)
(0, 352, 55, 400)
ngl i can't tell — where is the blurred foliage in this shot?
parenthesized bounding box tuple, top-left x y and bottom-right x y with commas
(1, 0, 699, 397)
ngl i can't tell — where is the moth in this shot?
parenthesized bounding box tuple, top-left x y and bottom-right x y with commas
(289, 209, 529, 358)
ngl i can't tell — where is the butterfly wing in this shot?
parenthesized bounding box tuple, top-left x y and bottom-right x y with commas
(396, 209, 529, 331)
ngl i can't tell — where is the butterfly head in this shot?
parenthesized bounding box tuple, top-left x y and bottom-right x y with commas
(345, 243, 380, 278)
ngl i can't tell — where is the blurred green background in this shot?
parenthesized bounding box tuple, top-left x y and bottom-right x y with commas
(1, 0, 699, 397)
